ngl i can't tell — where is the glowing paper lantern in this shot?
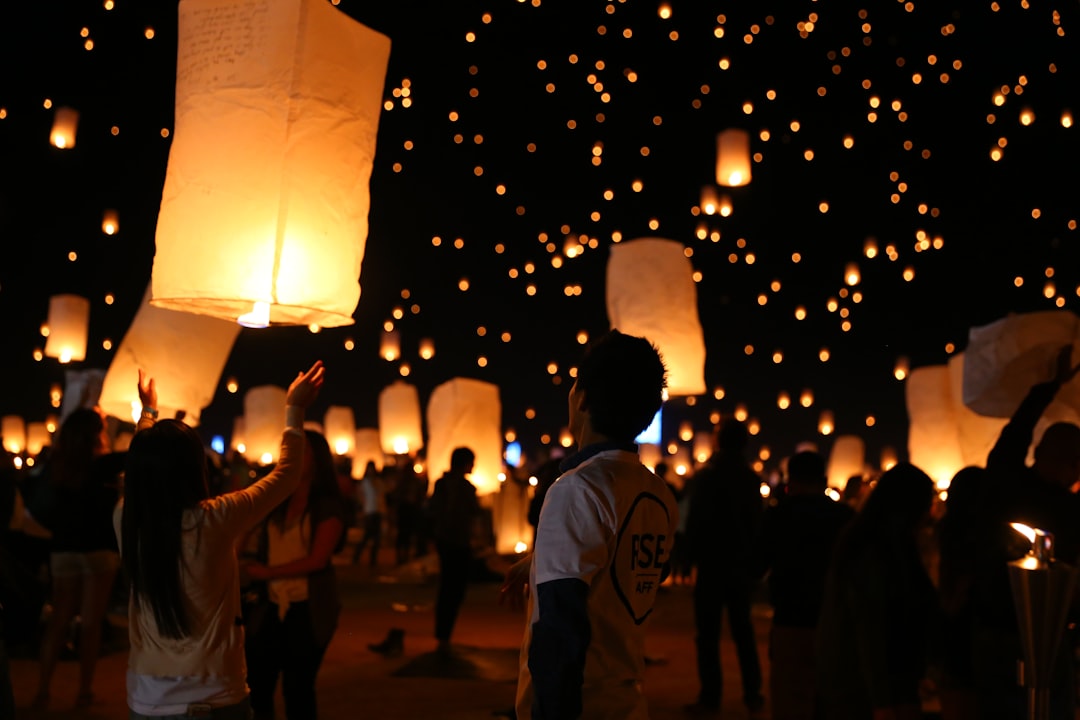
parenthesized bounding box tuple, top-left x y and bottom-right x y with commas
(419, 338, 435, 360)
(50, 107, 79, 149)
(962, 310, 1080, 418)
(700, 186, 720, 215)
(906, 365, 965, 489)
(324, 406, 356, 456)
(880, 446, 898, 471)
(44, 294, 90, 364)
(379, 381, 423, 455)
(692, 430, 712, 463)
(638, 443, 662, 470)
(98, 286, 240, 426)
(381, 330, 401, 361)
(490, 476, 532, 554)
(243, 385, 287, 465)
(826, 435, 865, 490)
(102, 209, 119, 235)
(231, 417, 245, 452)
(2, 416, 26, 454)
(25, 423, 50, 456)
(351, 428, 384, 478)
(150, 0, 391, 327)
(715, 128, 751, 187)
(818, 411, 835, 436)
(606, 237, 707, 396)
(425, 378, 502, 496)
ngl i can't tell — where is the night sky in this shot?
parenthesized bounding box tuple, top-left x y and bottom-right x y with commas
(1, 0, 1078, 473)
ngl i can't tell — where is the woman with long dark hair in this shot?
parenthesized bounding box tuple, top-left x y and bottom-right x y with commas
(243, 429, 348, 720)
(33, 406, 125, 709)
(816, 462, 939, 720)
(117, 361, 324, 720)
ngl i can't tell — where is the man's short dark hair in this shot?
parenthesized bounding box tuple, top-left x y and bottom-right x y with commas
(450, 446, 476, 471)
(576, 329, 667, 442)
(787, 450, 827, 488)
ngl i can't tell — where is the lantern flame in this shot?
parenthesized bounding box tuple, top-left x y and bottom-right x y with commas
(238, 301, 271, 328)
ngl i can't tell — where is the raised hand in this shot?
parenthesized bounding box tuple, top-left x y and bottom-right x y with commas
(498, 553, 532, 612)
(286, 361, 326, 408)
(137, 368, 158, 410)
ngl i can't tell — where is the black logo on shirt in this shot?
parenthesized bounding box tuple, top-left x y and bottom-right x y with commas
(611, 492, 671, 625)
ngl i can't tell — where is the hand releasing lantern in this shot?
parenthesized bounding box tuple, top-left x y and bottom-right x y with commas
(151, 0, 391, 327)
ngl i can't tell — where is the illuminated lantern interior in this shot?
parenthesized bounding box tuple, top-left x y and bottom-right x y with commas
(324, 405, 357, 456)
(49, 106, 79, 149)
(44, 294, 90, 364)
(2, 416, 26, 454)
(378, 381, 423, 456)
(243, 385, 287, 465)
(826, 434, 865, 490)
(906, 365, 965, 489)
(715, 128, 751, 187)
(150, 0, 391, 328)
(425, 377, 503, 496)
(351, 428, 384, 478)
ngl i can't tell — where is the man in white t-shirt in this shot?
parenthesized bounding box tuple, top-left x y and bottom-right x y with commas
(513, 330, 679, 720)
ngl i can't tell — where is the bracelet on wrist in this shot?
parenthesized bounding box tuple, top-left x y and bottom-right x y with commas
(141, 407, 159, 419)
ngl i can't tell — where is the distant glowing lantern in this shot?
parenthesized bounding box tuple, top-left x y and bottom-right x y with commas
(880, 446, 898, 471)
(324, 406, 356, 456)
(379, 381, 423, 455)
(150, 0, 391, 327)
(844, 262, 861, 286)
(98, 286, 240, 426)
(44, 294, 90, 364)
(693, 430, 713, 463)
(2, 416, 26, 454)
(490, 472, 532, 554)
(670, 446, 692, 476)
(50, 107, 79, 149)
(894, 356, 910, 381)
(700, 185, 719, 215)
(607, 237, 707, 395)
(243, 385, 287, 465)
(230, 417, 245, 452)
(716, 128, 751, 187)
(419, 338, 435, 360)
(826, 435, 865, 489)
(426, 377, 502, 496)
(102, 209, 119, 235)
(818, 410, 835, 436)
(380, 330, 401, 361)
(678, 421, 694, 442)
(26, 422, 51, 456)
(906, 365, 965, 489)
(559, 428, 574, 448)
(351, 428, 384, 478)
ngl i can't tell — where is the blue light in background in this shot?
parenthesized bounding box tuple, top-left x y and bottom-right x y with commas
(635, 408, 661, 446)
(505, 441, 522, 467)
(211, 435, 225, 455)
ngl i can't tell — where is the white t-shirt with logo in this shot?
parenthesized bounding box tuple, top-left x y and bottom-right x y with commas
(516, 448, 679, 720)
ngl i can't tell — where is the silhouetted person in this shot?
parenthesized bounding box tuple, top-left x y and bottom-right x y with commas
(936, 466, 986, 720)
(970, 345, 1080, 719)
(684, 418, 765, 716)
(513, 329, 677, 719)
(756, 450, 855, 720)
(816, 463, 938, 720)
(427, 446, 480, 655)
(352, 461, 386, 567)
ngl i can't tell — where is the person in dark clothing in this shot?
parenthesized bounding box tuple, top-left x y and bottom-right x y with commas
(684, 418, 765, 716)
(33, 407, 125, 710)
(756, 450, 855, 720)
(936, 465, 985, 720)
(816, 463, 938, 720)
(426, 446, 480, 655)
(970, 345, 1080, 720)
(526, 456, 561, 533)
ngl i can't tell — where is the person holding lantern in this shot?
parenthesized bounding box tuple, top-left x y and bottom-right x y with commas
(115, 360, 324, 720)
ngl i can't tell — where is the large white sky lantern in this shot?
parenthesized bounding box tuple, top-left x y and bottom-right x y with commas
(426, 378, 503, 496)
(44, 294, 90, 364)
(947, 353, 1007, 468)
(98, 286, 240, 426)
(606, 238, 706, 396)
(715, 128, 751, 187)
(324, 406, 356, 456)
(150, 0, 392, 328)
(379, 381, 423, 456)
(243, 385, 287, 465)
(906, 365, 965, 490)
(826, 435, 865, 490)
(963, 310, 1080, 418)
